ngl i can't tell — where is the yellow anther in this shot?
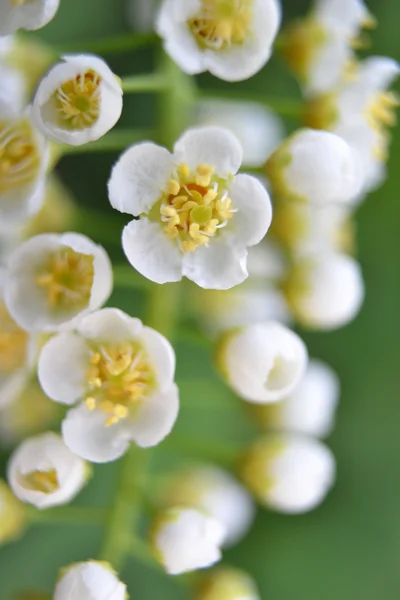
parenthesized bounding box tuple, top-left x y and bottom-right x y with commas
(204, 189, 217, 204)
(195, 173, 212, 187)
(182, 240, 197, 253)
(106, 416, 119, 427)
(171, 195, 189, 208)
(161, 205, 177, 217)
(168, 179, 181, 195)
(22, 469, 59, 494)
(180, 200, 198, 211)
(188, 0, 252, 50)
(90, 353, 101, 365)
(85, 397, 97, 410)
(114, 405, 129, 419)
(54, 70, 102, 130)
(178, 163, 190, 180)
(189, 223, 201, 238)
(196, 164, 214, 176)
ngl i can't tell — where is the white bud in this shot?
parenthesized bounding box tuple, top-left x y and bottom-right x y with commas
(54, 561, 127, 600)
(196, 567, 261, 600)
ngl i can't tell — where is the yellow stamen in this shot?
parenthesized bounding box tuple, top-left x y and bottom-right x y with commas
(188, 0, 253, 51)
(21, 469, 59, 494)
(0, 118, 40, 195)
(0, 303, 28, 374)
(54, 70, 102, 130)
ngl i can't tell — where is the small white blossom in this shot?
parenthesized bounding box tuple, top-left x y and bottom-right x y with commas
(241, 434, 336, 513)
(284, 252, 364, 330)
(32, 54, 123, 146)
(217, 321, 308, 404)
(8, 432, 88, 509)
(4, 232, 113, 333)
(54, 561, 127, 600)
(252, 359, 340, 438)
(0, 104, 48, 225)
(162, 465, 255, 547)
(38, 308, 179, 463)
(0, 478, 27, 543)
(157, 0, 281, 82)
(0, 0, 60, 36)
(194, 99, 285, 167)
(266, 129, 362, 206)
(109, 126, 272, 289)
(151, 507, 225, 575)
(127, 0, 158, 31)
(197, 567, 261, 600)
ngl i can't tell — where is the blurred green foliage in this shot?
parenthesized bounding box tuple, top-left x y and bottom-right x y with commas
(1, 0, 399, 598)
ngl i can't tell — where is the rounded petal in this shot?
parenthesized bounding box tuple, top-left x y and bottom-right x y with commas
(122, 219, 183, 284)
(108, 142, 174, 216)
(228, 174, 272, 247)
(54, 561, 127, 600)
(76, 307, 143, 342)
(173, 126, 243, 177)
(139, 326, 176, 390)
(0, 0, 60, 35)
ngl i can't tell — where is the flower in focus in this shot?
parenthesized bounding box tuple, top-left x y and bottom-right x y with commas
(281, 0, 374, 96)
(151, 507, 225, 575)
(8, 432, 88, 509)
(251, 359, 340, 438)
(0, 105, 48, 225)
(38, 308, 179, 463)
(265, 129, 362, 206)
(108, 126, 272, 289)
(161, 465, 255, 547)
(217, 321, 308, 404)
(194, 99, 285, 167)
(0, 0, 60, 36)
(0, 479, 27, 544)
(196, 567, 260, 600)
(4, 232, 113, 333)
(305, 56, 400, 194)
(156, 0, 281, 82)
(240, 434, 336, 513)
(32, 54, 123, 146)
(283, 252, 364, 330)
(53, 561, 127, 600)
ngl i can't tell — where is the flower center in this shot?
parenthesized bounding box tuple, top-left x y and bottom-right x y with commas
(54, 70, 102, 130)
(84, 342, 155, 427)
(19, 469, 59, 494)
(188, 0, 253, 51)
(365, 92, 399, 160)
(0, 302, 29, 374)
(36, 246, 94, 309)
(159, 163, 235, 253)
(0, 118, 40, 195)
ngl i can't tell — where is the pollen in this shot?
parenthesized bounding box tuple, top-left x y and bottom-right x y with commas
(54, 70, 102, 130)
(160, 162, 235, 253)
(365, 92, 399, 161)
(188, 0, 253, 51)
(0, 118, 41, 195)
(36, 246, 94, 309)
(0, 302, 29, 374)
(20, 469, 59, 494)
(84, 342, 155, 427)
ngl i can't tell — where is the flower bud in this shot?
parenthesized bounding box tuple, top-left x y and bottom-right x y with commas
(0, 479, 27, 544)
(196, 567, 260, 600)
(54, 561, 126, 600)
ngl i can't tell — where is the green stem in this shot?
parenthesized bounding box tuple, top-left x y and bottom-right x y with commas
(29, 506, 107, 526)
(60, 129, 154, 156)
(164, 434, 242, 467)
(56, 31, 159, 56)
(122, 73, 170, 94)
(146, 283, 180, 338)
(202, 89, 303, 119)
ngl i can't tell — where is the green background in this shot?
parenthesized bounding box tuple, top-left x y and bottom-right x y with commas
(1, 0, 400, 598)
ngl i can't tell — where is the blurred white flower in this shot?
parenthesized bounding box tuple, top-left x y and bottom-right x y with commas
(0, 104, 48, 225)
(53, 561, 127, 600)
(38, 308, 179, 463)
(251, 359, 340, 438)
(8, 432, 88, 509)
(32, 54, 123, 146)
(0, 65, 26, 111)
(127, 0, 158, 31)
(266, 129, 362, 206)
(284, 252, 364, 330)
(0, 0, 60, 36)
(109, 126, 272, 289)
(151, 507, 225, 575)
(156, 0, 281, 82)
(241, 434, 336, 513)
(4, 232, 113, 333)
(0, 36, 14, 59)
(217, 321, 308, 404)
(197, 566, 261, 600)
(161, 465, 255, 547)
(0, 478, 27, 543)
(194, 99, 285, 167)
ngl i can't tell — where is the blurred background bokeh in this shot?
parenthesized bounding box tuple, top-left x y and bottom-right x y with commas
(0, 0, 399, 598)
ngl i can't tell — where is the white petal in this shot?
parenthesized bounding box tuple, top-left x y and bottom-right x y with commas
(38, 332, 89, 406)
(0, 0, 60, 35)
(139, 327, 176, 390)
(315, 0, 371, 34)
(76, 308, 143, 342)
(122, 219, 183, 284)
(54, 561, 127, 600)
(108, 142, 174, 215)
(173, 126, 243, 177)
(228, 174, 272, 247)
(0, 370, 28, 410)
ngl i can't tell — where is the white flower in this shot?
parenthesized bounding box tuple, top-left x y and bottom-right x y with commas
(38, 308, 179, 463)
(197, 567, 260, 600)
(0, 0, 60, 36)
(127, 0, 157, 31)
(0, 65, 26, 111)
(53, 561, 127, 600)
(157, 0, 281, 82)
(217, 321, 308, 404)
(32, 54, 123, 146)
(266, 129, 362, 206)
(0, 104, 48, 225)
(0, 478, 27, 543)
(162, 465, 255, 547)
(4, 232, 113, 333)
(284, 252, 364, 330)
(7, 432, 88, 510)
(151, 507, 225, 575)
(108, 126, 272, 289)
(194, 99, 285, 167)
(0, 36, 14, 59)
(241, 434, 336, 513)
(252, 359, 340, 438)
